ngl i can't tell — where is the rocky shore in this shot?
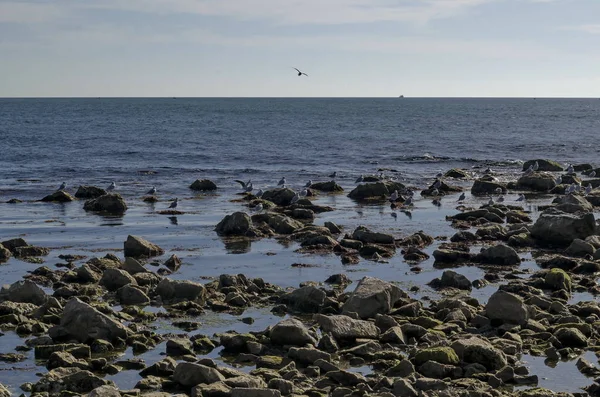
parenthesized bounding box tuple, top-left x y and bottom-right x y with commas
(2, 160, 600, 397)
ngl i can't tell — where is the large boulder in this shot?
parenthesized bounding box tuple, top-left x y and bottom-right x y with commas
(123, 235, 164, 258)
(413, 347, 459, 366)
(485, 290, 529, 325)
(75, 186, 107, 199)
(260, 188, 296, 206)
(310, 181, 343, 192)
(83, 193, 127, 214)
(215, 212, 253, 236)
(41, 191, 76, 203)
(0, 244, 10, 263)
(348, 181, 405, 201)
(99, 268, 137, 291)
(476, 244, 520, 266)
(451, 337, 507, 371)
(280, 286, 326, 313)
(522, 159, 564, 172)
(471, 179, 505, 196)
(173, 362, 225, 387)
(252, 213, 303, 234)
(0, 280, 47, 305)
(435, 270, 472, 291)
(314, 314, 380, 340)
(270, 318, 317, 346)
(155, 278, 206, 304)
(352, 226, 394, 245)
(531, 209, 596, 246)
(557, 194, 594, 213)
(545, 268, 572, 293)
(342, 276, 407, 319)
(190, 179, 217, 191)
(51, 298, 129, 343)
(116, 285, 150, 306)
(516, 172, 556, 192)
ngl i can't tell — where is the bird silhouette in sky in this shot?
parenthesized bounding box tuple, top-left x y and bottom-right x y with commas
(293, 68, 308, 77)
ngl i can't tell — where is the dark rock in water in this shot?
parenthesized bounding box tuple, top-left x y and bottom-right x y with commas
(1, 238, 29, 253)
(516, 172, 556, 192)
(531, 209, 596, 246)
(0, 244, 10, 263)
(50, 297, 129, 343)
(352, 226, 394, 245)
(41, 190, 76, 203)
(6, 198, 22, 203)
(574, 163, 593, 172)
(190, 179, 218, 191)
(164, 254, 181, 271)
(522, 159, 564, 172)
(444, 168, 469, 179)
(432, 249, 473, 264)
(485, 290, 528, 325)
(324, 273, 351, 285)
(123, 235, 164, 258)
(252, 213, 303, 234)
(260, 188, 296, 206)
(324, 221, 342, 234)
(100, 268, 137, 291)
(83, 193, 127, 214)
(14, 245, 49, 258)
(0, 280, 48, 305)
(476, 244, 520, 266)
(402, 247, 429, 262)
(430, 270, 472, 291)
(216, 212, 255, 236)
(348, 181, 405, 201)
(310, 181, 344, 192)
(342, 276, 407, 319)
(143, 196, 158, 203)
(471, 179, 505, 196)
(75, 185, 106, 199)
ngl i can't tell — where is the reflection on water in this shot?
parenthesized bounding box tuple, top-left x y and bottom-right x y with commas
(168, 216, 178, 226)
(222, 237, 252, 254)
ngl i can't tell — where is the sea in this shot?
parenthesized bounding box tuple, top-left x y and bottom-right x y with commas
(1, 98, 600, 393)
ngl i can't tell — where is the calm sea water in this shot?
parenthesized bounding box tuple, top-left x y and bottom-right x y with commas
(0, 98, 599, 393)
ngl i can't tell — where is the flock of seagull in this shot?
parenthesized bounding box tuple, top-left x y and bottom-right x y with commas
(52, 161, 596, 218)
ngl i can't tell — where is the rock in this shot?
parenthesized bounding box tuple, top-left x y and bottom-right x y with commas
(523, 159, 564, 172)
(437, 270, 472, 291)
(231, 389, 281, 397)
(485, 290, 529, 325)
(252, 213, 303, 234)
(155, 278, 206, 304)
(413, 347, 459, 365)
(191, 382, 231, 397)
(342, 276, 406, 319)
(121, 257, 147, 275)
(432, 249, 473, 264)
(445, 168, 470, 179)
(0, 244, 10, 262)
(190, 179, 218, 191)
(51, 297, 128, 343)
(0, 280, 47, 305)
(75, 186, 107, 199)
(268, 379, 293, 396)
(166, 338, 194, 356)
(280, 286, 325, 313)
(516, 172, 556, 192)
(164, 254, 182, 271)
(0, 238, 27, 253)
(215, 212, 254, 236)
(116, 285, 150, 306)
(223, 376, 267, 389)
(348, 181, 405, 200)
(41, 191, 75, 203)
(139, 357, 177, 377)
(392, 379, 418, 397)
(557, 194, 594, 213)
(545, 268, 572, 293)
(314, 314, 380, 340)
(531, 210, 596, 246)
(451, 337, 507, 371)
(288, 347, 331, 365)
(260, 188, 296, 206)
(310, 181, 343, 192)
(123, 235, 164, 258)
(554, 327, 588, 348)
(476, 244, 520, 266)
(324, 221, 342, 234)
(47, 351, 89, 370)
(89, 385, 121, 397)
(565, 239, 595, 257)
(173, 362, 225, 387)
(100, 268, 137, 291)
(352, 226, 394, 245)
(34, 343, 91, 359)
(380, 326, 406, 345)
(418, 361, 459, 379)
(83, 193, 127, 214)
(60, 370, 115, 393)
(471, 179, 505, 196)
(270, 318, 317, 346)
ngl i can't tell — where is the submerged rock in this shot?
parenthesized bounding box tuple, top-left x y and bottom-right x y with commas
(190, 179, 217, 191)
(348, 181, 405, 200)
(310, 181, 343, 192)
(123, 235, 164, 258)
(41, 190, 76, 203)
(83, 193, 127, 214)
(75, 185, 106, 199)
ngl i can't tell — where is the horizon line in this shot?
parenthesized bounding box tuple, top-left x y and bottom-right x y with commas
(2, 96, 600, 99)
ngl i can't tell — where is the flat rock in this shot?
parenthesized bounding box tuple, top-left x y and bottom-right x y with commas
(155, 278, 206, 304)
(314, 314, 380, 340)
(342, 276, 406, 319)
(310, 181, 343, 192)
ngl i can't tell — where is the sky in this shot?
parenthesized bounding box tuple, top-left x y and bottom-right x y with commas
(1, 0, 599, 97)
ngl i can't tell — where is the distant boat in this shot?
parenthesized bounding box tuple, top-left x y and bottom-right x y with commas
(399, 95, 404, 98)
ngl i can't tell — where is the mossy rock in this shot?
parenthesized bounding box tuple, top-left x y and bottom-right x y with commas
(545, 268, 572, 293)
(413, 347, 459, 365)
(522, 159, 564, 172)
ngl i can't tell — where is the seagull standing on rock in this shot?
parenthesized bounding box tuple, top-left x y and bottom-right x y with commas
(278, 177, 286, 188)
(107, 181, 116, 191)
(169, 198, 178, 209)
(589, 171, 596, 178)
(304, 180, 312, 188)
(516, 193, 525, 202)
(57, 182, 66, 191)
(146, 186, 157, 195)
(533, 161, 539, 171)
(389, 190, 398, 203)
(355, 175, 364, 183)
(329, 172, 337, 180)
(255, 189, 263, 198)
(458, 192, 466, 202)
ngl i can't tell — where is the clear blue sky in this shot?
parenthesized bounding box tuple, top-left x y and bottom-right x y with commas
(1, 0, 599, 97)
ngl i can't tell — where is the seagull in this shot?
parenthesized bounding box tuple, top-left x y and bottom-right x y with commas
(293, 67, 308, 77)
(488, 197, 495, 206)
(107, 181, 116, 191)
(516, 193, 525, 202)
(57, 182, 66, 191)
(403, 196, 414, 207)
(244, 182, 253, 193)
(436, 172, 443, 179)
(484, 168, 493, 175)
(304, 180, 312, 188)
(401, 209, 412, 219)
(533, 161, 539, 171)
(300, 189, 308, 197)
(555, 175, 562, 185)
(497, 195, 505, 203)
(389, 190, 399, 202)
(391, 212, 397, 220)
(523, 165, 534, 175)
(290, 193, 300, 204)
(234, 179, 252, 190)
(168, 198, 178, 209)
(255, 188, 264, 198)
(494, 187, 503, 194)
(146, 186, 157, 195)
(565, 185, 574, 195)
(585, 184, 592, 195)
(433, 179, 442, 189)
(355, 175, 364, 183)
(589, 171, 596, 178)
(567, 164, 574, 174)
(329, 172, 337, 179)
(432, 198, 442, 207)
(457, 192, 466, 202)
(431, 188, 439, 197)
(253, 203, 263, 212)
(278, 177, 286, 187)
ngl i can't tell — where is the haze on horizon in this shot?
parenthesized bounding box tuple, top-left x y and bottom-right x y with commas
(1, 0, 599, 98)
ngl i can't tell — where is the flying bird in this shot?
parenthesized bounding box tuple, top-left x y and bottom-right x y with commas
(293, 67, 308, 77)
